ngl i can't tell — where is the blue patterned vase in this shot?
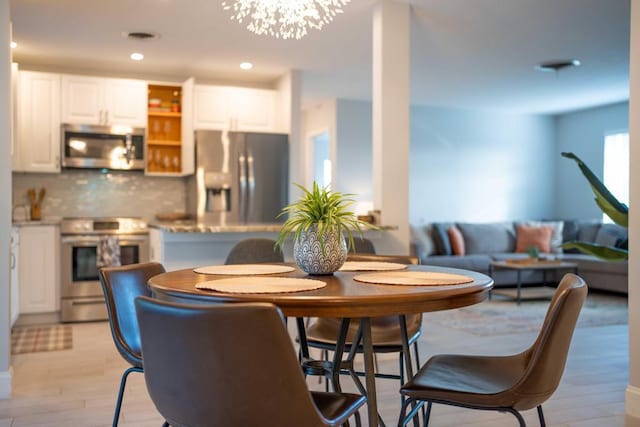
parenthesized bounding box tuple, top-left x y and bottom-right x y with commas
(294, 226, 347, 275)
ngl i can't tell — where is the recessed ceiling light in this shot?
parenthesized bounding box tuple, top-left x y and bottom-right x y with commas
(535, 59, 581, 72)
(130, 52, 144, 61)
(10, 41, 17, 49)
(240, 62, 253, 70)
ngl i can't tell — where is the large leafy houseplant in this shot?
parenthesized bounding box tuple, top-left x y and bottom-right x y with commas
(276, 182, 375, 274)
(561, 152, 628, 261)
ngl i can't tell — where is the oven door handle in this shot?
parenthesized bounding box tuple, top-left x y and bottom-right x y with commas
(61, 235, 149, 245)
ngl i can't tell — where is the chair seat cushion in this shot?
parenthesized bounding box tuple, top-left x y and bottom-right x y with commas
(306, 314, 422, 350)
(311, 391, 367, 425)
(401, 353, 528, 408)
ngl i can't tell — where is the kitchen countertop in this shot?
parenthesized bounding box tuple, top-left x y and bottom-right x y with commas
(149, 222, 397, 233)
(149, 222, 283, 233)
(12, 217, 62, 226)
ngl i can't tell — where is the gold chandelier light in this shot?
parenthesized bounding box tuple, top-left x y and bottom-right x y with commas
(222, 0, 351, 40)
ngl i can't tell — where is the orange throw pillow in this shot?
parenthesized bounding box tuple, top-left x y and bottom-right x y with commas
(516, 224, 553, 253)
(447, 226, 465, 256)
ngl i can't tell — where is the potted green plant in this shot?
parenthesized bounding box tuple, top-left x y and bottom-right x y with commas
(561, 152, 628, 261)
(276, 182, 376, 275)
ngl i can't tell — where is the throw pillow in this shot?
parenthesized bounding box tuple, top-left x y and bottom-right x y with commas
(431, 223, 453, 256)
(523, 221, 564, 254)
(447, 226, 465, 256)
(515, 224, 553, 253)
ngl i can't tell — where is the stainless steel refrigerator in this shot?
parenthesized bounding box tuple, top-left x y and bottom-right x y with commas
(187, 130, 289, 224)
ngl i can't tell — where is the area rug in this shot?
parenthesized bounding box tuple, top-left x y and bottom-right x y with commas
(426, 292, 628, 336)
(11, 324, 73, 355)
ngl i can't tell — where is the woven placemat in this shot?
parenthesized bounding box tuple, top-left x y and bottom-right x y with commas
(196, 276, 327, 293)
(339, 261, 408, 272)
(354, 271, 474, 286)
(193, 264, 295, 275)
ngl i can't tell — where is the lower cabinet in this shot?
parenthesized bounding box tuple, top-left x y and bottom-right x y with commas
(18, 225, 60, 314)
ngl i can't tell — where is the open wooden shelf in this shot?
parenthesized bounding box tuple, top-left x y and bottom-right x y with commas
(148, 139, 182, 146)
(148, 111, 182, 118)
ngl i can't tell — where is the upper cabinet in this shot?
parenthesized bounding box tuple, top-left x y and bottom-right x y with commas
(16, 70, 61, 173)
(193, 85, 277, 132)
(61, 75, 147, 127)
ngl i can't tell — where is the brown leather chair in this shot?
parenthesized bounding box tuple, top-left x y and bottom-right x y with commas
(225, 238, 284, 264)
(135, 297, 367, 427)
(398, 273, 588, 427)
(304, 253, 422, 389)
(98, 262, 166, 427)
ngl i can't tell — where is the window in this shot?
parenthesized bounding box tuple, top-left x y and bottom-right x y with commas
(603, 132, 629, 223)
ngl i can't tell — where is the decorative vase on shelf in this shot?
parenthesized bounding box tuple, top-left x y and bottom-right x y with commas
(294, 226, 347, 275)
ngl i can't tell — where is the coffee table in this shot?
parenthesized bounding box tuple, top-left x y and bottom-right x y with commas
(489, 259, 578, 305)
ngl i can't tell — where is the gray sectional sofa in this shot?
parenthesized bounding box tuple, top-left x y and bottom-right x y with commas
(410, 220, 628, 294)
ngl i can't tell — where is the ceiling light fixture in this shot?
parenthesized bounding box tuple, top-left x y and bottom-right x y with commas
(130, 52, 144, 61)
(222, 0, 350, 40)
(535, 59, 581, 72)
(10, 41, 17, 49)
(240, 62, 253, 70)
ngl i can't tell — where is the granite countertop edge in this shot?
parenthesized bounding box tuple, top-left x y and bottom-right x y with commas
(12, 217, 62, 226)
(149, 222, 398, 233)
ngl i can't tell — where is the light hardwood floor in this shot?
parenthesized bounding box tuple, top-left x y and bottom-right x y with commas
(0, 310, 637, 427)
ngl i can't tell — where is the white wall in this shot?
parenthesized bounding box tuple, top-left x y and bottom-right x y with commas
(409, 105, 556, 224)
(314, 100, 556, 225)
(301, 100, 337, 191)
(335, 99, 373, 212)
(554, 102, 629, 220)
(1, 0, 13, 398)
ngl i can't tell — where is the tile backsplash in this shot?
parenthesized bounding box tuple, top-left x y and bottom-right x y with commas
(12, 170, 187, 221)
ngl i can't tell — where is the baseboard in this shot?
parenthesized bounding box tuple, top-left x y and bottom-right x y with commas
(0, 367, 13, 399)
(626, 385, 640, 418)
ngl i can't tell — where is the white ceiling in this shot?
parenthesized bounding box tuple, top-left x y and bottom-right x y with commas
(9, 0, 631, 115)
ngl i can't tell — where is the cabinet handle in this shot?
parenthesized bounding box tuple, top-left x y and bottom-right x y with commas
(105, 110, 109, 124)
(10, 253, 15, 269)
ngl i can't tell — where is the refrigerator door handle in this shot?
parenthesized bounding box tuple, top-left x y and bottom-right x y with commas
(247, 148, 255, 220)
(239, 153, 247, 222)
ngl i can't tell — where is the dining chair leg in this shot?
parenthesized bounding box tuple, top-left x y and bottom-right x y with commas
(113, 366, 143, 427)
(537, 405, 547, 427)
(424, 401, 432, 426)
(505, 408, 526, 427)
(354, 410, 362, 427)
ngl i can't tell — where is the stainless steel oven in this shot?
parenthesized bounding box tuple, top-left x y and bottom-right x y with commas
(60, 217, 149, 322)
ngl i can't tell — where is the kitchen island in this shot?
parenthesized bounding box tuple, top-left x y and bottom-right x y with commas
(149, 222, 396, 271)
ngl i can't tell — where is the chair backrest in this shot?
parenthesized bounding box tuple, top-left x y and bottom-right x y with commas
(349, 237, 376, 254)
(135, 297, 333, 427)
(510, 273, 588, 410)
(98, 262, 166, 367)
(225, 238, 284, 264)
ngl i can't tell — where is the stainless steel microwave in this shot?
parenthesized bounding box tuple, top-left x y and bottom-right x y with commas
(61, 124, 145, 170)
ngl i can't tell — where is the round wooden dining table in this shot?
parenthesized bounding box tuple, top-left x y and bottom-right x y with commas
(148, 264, 493, 427)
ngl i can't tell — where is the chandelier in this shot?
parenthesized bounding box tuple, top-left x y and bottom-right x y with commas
(222, 0, 351, 40)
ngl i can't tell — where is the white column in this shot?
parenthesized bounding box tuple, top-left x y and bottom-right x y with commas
(372, 0, 410, 254)
(277, 70, 303, 203)
(627, 0, 640, 418)
(0, 0, 13, 398)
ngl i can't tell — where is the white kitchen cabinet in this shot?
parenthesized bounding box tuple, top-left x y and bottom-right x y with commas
(61, 75, 147, 127)
(10, 227, 19, 327)
(17, 70, 61, 173)
(18, 225, 60, 314)
(193, 85, 277, 132)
